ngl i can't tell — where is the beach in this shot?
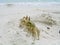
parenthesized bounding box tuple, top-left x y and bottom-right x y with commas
(0, 2, 60, 45)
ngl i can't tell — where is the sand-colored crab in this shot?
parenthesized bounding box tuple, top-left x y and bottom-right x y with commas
(19, 16, 40, 40)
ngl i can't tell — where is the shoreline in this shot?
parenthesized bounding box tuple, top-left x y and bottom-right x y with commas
(0, 2, 60, 4)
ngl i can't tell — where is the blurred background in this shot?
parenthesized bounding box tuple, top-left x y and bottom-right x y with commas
(0, 0, 60, 3)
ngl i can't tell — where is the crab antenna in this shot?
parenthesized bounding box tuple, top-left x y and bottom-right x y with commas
(25, 16, 28, 20)
(29, 16, 30, 21)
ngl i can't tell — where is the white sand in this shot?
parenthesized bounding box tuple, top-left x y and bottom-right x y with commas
(0, 3, 60, 45)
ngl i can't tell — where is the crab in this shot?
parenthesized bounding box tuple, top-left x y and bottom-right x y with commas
(19, 16, 40, 41)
